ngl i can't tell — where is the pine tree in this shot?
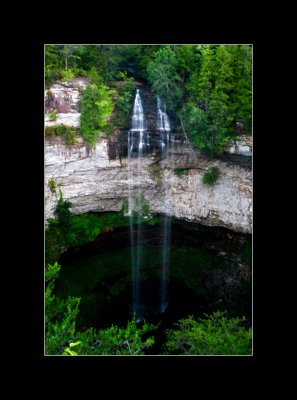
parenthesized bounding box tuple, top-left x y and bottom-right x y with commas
(147, 46, 182, 112)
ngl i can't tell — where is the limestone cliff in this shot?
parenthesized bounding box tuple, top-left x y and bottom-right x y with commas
(45, 136, 252, 234)
(45, 78, 88, 128)
(44, 79, 252, 234)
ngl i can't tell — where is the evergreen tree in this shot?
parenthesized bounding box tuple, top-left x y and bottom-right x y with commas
(147, 46, 182, 112)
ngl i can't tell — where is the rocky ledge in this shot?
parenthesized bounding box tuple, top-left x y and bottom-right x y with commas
(45, 78, 89, 128)
(225, 135, 252, 156)
(45, 137, 252, 234)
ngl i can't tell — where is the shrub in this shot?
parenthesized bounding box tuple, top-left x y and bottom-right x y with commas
(48, 111, 58, 121)
(60, 68, 75, 82)
(45, 126, 56, 137)
(88, 67, 104, 85)
(75, 318, 157, 355)
(48, 178, 56, 194)
(45, 261, 157, 355)
(46, 195, 159, 260)
(64, 129, 77, 145)
(173, 167, 187, 178)
(148, 162, 163, 180)
(202, 167, 220, 186)
(54, 188, 72, 225)
(80, 83, 114, 147)
(164, 310, 252, 355)
(45, 262, 81, 355)
(45, 125, 79, 144)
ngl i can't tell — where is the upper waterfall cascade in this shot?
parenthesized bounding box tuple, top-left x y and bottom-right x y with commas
(131, 89, 145, 132)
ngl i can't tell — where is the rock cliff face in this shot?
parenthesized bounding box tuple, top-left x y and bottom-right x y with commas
(45, 136, 252, 234)
(225, 135, 252, 156)
(45, 78, 89, 128)
(44, 79, 252, 234)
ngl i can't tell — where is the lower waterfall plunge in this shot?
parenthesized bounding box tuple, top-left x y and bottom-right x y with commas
(128, 90, 172, 321)
(158, 96, 171, 314)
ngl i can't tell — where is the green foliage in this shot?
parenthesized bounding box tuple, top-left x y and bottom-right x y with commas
(57, 213, 102, 248)
(80, 83, 114, 147)
(45, 262, 81, 355)
(89, 45, 127, 83)
(48, 111, 58, 121)
(45, 262, 157, 355)
(144, 215, 161, 226)
(173, 167, 187, 178)
(131, 45, 161, 81)
(164, 311, 252, 355)
(64, 129, 78, 145)
(54, 189, 72, 224)
(45, 125, 79, 145)
(46, 197, 160, 262)
(45, 45, 64, 87)
(148, 162, 164, 180)
(48, 178, 56, 194)
(181, 45, 252, 156)
(63, 341, 82, 355)
(45, 45, 83, 87)
(47, 185, 103, 250)
(127, 194, 153, 223)
(74, 318, 157, 355)
(113, 75, 137, 127)
(194, 46, 217, 110)
(45, 225, 64, 266)
(45, 261, 60, 282)
(46, 293, 80, 354)
(176, 45, 199, 82)
(60, 68, 75, 82)
(202, 167, 220, 186)
(181, 101, 227, 157)
(147, 46, 182, 112)
(45, 44, 251, 149)
(88, 66, 103, 85)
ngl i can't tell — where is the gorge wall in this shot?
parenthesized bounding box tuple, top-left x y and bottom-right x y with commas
(45, 79, 252, 234)
(45, 136, 252, 234)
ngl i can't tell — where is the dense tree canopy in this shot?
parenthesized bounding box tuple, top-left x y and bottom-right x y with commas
(45, 44, 252, 155)
(147, 46, 182, 112)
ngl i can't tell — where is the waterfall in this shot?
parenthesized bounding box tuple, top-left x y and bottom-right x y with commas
(157, 97, 171, 132)
(131, 89, 145, 132)
(157, 96, 171, 314)
(128, 89, 147, 321)
(128, 90, 172, 319)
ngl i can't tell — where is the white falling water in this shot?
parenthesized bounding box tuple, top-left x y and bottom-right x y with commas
(128, 90, 172, 319)
(131, 89, 145, 132)
(157, 96, 171, 314)
(157, 97, 171, 132)
(128, 89, 147, 321)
